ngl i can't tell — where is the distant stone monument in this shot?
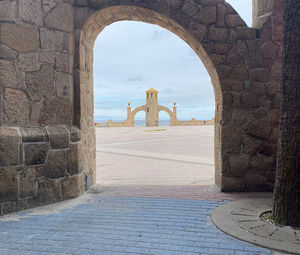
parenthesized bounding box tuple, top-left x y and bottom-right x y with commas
(96, 88, 214, 127)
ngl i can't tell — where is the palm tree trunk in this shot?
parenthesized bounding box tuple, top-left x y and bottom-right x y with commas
(272, 0, 300, 227)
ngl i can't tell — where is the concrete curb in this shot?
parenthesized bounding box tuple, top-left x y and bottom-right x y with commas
(211, 198, 300, 255)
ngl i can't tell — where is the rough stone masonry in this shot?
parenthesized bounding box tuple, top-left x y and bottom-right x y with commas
(0, 0, 284, 214)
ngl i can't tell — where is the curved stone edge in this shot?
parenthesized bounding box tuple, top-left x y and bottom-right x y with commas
(211, 198, 300, 255)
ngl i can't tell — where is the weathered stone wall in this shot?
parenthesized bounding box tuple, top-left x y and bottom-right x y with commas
(0, 0, 285, 214)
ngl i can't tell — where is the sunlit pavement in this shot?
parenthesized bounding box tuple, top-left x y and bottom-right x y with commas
(96, 126, 215, 186)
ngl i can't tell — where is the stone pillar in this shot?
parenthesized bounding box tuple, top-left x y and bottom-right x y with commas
(252, 0, 273, 28)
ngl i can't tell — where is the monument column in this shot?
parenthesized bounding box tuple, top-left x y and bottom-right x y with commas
(145, 88, 159, 127)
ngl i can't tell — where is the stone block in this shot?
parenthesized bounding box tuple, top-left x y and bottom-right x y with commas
(47, 126, 69, 149)
(0, 24, 39, 52)
(55, 72, 72, 100)
(67, 126, 81, 142)
(208, 26, 228, 41)
(20, 127, 48, 143)
(36, 178, 63, 204)
(62, 176, 80, 199)
(222, 126, 241, 154)
(39, 98, 72, 125)
(45, 3, 74, 32)
(189, 24, 207, 41)
(25, 64, 55, 102)
(43, 0, 57, 14)
(0, 201, 17, 215)
(0, 167, 18, 202)
(55, 53, 73, 73)
(249, 68, 270, 82)
(19, 0, 42, 25)
(229, 155, 250, 176)
(181, 0, 199, 16)
(243, 135, 262, 154)
(214, 42, 232, 55)
(192, 6, 216, 24)
(0, 1, 17, 22)
(66, 143, 83, 175)
(31, 101, 44, 125)
(17, 53, 40, 72)
(19, 167, 37, 198)
(0, 44, 17, 60)
(46, 150, 66, 179)
(225, 14, 246, 27)
(39, 51, 56, 65)
(0, 60, 17, 89)
(40, 28, 64, 50)
(244, 170, 269, 191)
(245, 120, 271, 140)
(0, 128, 20, 166)
(250, 155, 275, 171)
(3, 88, 30, 125)
(24, 144, 49, 166)
(221, 176, 247, 192)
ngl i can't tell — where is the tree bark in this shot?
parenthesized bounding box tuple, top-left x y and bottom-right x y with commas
(272, 0, 300, 227)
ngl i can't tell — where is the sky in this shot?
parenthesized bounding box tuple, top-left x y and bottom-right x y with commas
(93, 0, 252, 121)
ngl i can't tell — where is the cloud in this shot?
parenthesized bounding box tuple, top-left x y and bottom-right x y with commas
(126, 76, 145, 82)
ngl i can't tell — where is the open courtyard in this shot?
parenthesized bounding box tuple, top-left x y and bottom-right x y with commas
(96, 125, 215, 186)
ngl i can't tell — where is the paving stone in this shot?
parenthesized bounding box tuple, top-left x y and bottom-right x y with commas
(0, 197, 275, 254)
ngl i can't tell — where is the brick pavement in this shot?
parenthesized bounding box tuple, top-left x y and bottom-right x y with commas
(0, 195, 274, 255)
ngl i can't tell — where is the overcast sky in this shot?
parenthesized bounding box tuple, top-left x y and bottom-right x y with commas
(94, 0, 252, 121)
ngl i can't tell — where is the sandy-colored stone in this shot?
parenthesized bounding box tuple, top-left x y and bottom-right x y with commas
(19, 167, 37, 198)
(62, 176, 81, 198)
(47, 126, 70, 149)
(0, 128, 19, 166)
(43, 0, 57, 14)
(0, 60, 17, 88)
(67, 143, 83, 176)
(39, 98, 72, 124)
(18, 53, 40, 72)
(40, 28, 64, 50)
(20, 127, 48, 143)
(3, 88, 30, 125)
(0, 1, 16, 22)
(24, 144, 49, 166)
(0, 167, 18, 202)
(25, 64, 54, 102)
(0, 24, 39, 52)
(19, 0, 42, 25)
(67, 126, 81, 142)
(0, 44, 17, 59)
(55, 53, 73, 73)
(39, 51, 56, 65)
(45, 3, 74, 32)
(46, 150, 66, 179)
(31, 101, 44, 125)
(55, 72, 72, 100)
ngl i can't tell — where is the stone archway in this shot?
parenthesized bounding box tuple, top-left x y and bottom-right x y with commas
(0, 0, 284, 214)
(75, 0, 264, 192)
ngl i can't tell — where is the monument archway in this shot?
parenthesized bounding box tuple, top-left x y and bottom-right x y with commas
(0, 0, 283, 214)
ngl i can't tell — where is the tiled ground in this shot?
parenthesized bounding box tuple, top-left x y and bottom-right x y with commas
(0, 196, 273, 255)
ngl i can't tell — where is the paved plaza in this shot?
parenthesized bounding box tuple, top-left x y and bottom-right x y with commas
(0, 126, 293, 254)
(96, 126, 215, 186)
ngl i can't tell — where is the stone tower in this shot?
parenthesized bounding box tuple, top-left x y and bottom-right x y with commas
(145, 88, 159, 127)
